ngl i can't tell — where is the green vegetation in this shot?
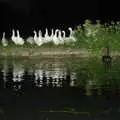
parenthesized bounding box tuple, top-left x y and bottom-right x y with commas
(74, 19, 120, 55)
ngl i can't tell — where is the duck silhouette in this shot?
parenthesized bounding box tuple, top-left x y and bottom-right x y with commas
(102, 46, 112, 63)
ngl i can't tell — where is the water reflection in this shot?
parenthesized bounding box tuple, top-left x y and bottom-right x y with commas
(0, 59, 77, 91)
(1, 57, 120, 120)
(0, 57, 120, 96)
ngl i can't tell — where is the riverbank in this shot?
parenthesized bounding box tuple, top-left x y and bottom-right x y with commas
(0, 43, 120, 59)
(0, 46, 120, 59)
(0, 46, 90, 58)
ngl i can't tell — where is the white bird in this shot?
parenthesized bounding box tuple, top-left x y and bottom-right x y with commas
(16, 30, 25, 45)
(11, 29, 18, 45)
(68, 27, 76, 42)
(44, 28, 50, 43)
(26, 36, 35, 45)
(1, 32, 8, 47)
(33, 30, 38, 45)
(37, 30, 43, 46)
(62, 30, 66, 39)
(58, 30, 64, 44)
(33, 30, 43, 46)
(49, 29, 54, 42)
(62, 30, 72, 43)
(52, 29, 59, 45)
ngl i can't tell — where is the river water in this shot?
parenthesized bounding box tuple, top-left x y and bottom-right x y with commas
(0, 56, 120, 120)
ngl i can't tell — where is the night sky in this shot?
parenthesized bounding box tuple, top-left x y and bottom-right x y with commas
(0, 0, 119, 35)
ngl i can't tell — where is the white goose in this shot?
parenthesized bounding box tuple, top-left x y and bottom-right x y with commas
(1, 32, 8, 47)
(50, 29, 54, 42)
(68, 27, 76, 42)
(58, 30, 64, 44)
(44, 28, 50, 43)
(52, 29, 59, 45)
(33, 30, 43, 46)
(62, 30, 71, 43)
(33, 30, 38, 45)
(62, 30, 66, 39)
(16, 30, 24, 45)
(11, 29, 18, 45)
(26, 36, 35, 45)
(37, 30, 43, 46)
(17, 30, 24, 45)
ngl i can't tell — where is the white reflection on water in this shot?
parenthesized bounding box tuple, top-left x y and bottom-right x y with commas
(1, 58, 119, 95)
(1, 59, 8, 88)
(12, 62, 24, 82)
(1, 60, 77, 89)
(34, 67, 77, 88)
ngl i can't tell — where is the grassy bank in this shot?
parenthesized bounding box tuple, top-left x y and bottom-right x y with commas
(0, 44, 90, 58)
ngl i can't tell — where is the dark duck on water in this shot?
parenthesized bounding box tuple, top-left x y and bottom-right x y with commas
(102, 46, 112, 63)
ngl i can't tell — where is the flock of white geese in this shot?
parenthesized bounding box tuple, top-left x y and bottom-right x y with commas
(1, 27, 76, 47)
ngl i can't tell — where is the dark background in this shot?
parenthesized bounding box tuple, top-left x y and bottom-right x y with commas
(0, 0, 119, 36)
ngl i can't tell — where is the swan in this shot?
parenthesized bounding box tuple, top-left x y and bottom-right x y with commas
(16, 30, 24, 45)
(33, 30, 43, 46)
(38, 30, 42, 38)
(58, 30, 64, 44)
(11, 29, 18, 45)
(33, 30, 38, 45)
(49, 29, 54, 42)
(37, 30, 43, 46)
(68, 27, 76, 42)
(62, 30, 72, 43)
(44, 28, 51, 43)
(62, 30, 66, 39)
(52, 29, 59, 45)
(1, 32, 8, 47)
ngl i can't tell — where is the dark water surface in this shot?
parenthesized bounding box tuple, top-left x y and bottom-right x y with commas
(0, 56, 120, 120)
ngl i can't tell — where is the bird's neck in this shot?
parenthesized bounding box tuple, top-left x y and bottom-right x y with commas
(55, 31, 58, 36)
(69, 29, 72, 37)
(58, 31, 61, 37)
(12, 32, 15, 37)
(63, 31, 65, 38)
(51, 30, 53, 36)
(34, 32, 37, 37)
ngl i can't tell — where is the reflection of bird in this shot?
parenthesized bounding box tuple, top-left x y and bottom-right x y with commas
(1, 32, 8, 47)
